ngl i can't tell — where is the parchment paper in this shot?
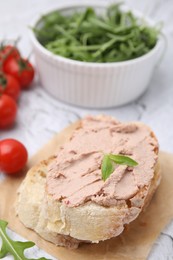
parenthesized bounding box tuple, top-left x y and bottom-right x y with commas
(0, 121, 173, 260)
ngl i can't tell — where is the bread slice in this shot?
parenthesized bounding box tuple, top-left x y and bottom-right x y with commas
(16, 117, 161, 248)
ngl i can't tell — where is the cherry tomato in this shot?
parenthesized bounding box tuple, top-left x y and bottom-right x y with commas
(0, 94, 17, 128)
(3, 57, 34, 89)
(0, 45, 20, 64)
(0, 73, 21, 100)
(0, 139, 28, 174)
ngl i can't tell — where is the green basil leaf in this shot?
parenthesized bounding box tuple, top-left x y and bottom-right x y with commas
(109, 154, 138, 166)
(101, 155, 114, 181)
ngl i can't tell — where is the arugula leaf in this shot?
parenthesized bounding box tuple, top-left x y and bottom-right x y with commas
(0, 220, 51, 260)
(101, 154, 114, 181)
(109, 154, 138, 166)
(34, 4, 160, 63)
(101, 154, 138, 181)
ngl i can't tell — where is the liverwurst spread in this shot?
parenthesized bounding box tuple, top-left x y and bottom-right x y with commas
(47, 116, 158, 207)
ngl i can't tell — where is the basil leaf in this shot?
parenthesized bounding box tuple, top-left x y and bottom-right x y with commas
(109, 154, 138, 166)
(101, 154, 138, 181)
(101, 155, 114, 181)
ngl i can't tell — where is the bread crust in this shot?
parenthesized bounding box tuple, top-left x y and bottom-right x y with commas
(16, 119, 161, 248)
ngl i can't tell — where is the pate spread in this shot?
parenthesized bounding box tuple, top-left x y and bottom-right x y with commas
(46, 116, 158, 207)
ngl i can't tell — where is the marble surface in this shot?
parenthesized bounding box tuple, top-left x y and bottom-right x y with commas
(0, 0, 173, 259)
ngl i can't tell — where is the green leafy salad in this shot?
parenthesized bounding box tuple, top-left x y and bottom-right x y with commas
(33, 4, 160, 63)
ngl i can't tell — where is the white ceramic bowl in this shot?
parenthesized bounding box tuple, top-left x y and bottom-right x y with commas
(30, 2, 164, 108)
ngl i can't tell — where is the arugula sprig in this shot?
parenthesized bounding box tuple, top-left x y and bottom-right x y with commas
(33, 4, 160, 63)
(0, 220, 51, 260)
(101, 154, 138, 181)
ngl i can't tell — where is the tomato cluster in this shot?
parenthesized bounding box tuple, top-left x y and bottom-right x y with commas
(0, 44, 35, 128)
(0, 44, 33, 174)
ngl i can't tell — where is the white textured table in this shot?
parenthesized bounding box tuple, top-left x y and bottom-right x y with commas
(0, 0, 173, 259)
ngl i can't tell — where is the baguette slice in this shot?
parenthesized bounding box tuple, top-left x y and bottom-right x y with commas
(16, 116, 161, 248)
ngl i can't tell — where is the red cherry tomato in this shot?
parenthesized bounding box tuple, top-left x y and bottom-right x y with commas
(0, 94, 17, 128)
(0, 139, 28, 174)
(0, 45, 20, 64)
(0, 73, 21, 100)
(3, 57, 34, 89)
